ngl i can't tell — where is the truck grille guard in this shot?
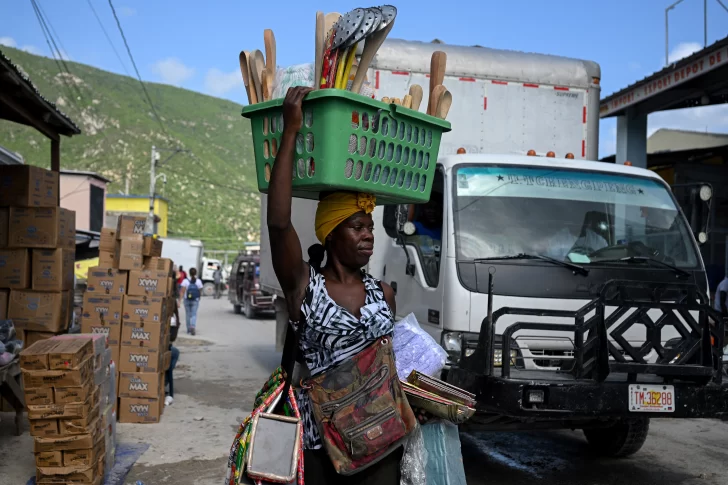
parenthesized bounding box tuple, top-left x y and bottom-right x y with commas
(461, 276, 726, 385)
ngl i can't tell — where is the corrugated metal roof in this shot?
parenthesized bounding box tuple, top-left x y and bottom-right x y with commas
(601, 35, 728, 103)
(372, 38, 600, 88)
(0, 48, 81, 135)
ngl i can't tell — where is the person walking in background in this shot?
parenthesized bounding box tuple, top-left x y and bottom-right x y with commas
(177, 265, 187, 286)
(180, 267, 203, 335)
(213, 265, 223, 300)
(165, 296, 181, 406)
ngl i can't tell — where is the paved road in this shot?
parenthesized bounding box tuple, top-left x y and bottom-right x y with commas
(1, 297, 727, 484)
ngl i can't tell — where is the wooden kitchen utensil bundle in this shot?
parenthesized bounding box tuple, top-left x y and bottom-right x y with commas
(401, 370, 476, 424)
(376, 51, 451, 120)
(238, 29, 277, 104)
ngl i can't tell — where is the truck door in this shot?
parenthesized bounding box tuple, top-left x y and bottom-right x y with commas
(380, 167, 446, 341)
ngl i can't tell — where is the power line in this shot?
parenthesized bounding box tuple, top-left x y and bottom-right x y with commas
(164, 164, 256, 194)
(85, 0, 132, 78)
(107, 0, 170, 139)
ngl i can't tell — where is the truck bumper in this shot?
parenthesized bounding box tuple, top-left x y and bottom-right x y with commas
(448, 367, 728, 419)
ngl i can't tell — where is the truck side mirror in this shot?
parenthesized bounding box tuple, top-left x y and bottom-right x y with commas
(689, 184, 712, 245)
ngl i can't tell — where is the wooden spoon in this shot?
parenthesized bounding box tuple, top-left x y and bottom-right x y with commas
(350, 19, 395, 94)
(409, 84, 423, 111)
(251, 50, 265, 103)
(429, 85, 447, 118)
(315, 12, 324, 89)
(261, 69, 270, 102)
(264, 30, 276, 97)
(436, 89, 452, 119)
(238, 50, 254, 104)
(427, 51, 447, 115)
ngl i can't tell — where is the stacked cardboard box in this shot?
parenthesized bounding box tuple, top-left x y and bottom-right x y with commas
(81, 216, 174, 423)
(0, 165, 75, 345)
(19, 334, 117, 484)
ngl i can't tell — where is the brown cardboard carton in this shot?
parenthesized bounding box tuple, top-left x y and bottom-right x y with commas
(0, 165, 59, 207)
(32, 249, 74, 291)
(25, 386, 54, 406)
(81, 293, 123, 325)
(0, 207, 7, 247)
(142, 236, 163, 257)
(34, 432, 95, 452)
(23, 330, 55, 347)
(22, 357, 94, 388)
(63, 436, 105, 467)
(98, 250, 114, 268)
(127, 269, 170, 297)
(36, 451, 63, 467)
(0, 288, 7, 319)
(59, 406, 101, 436)
(118, 372, 163, 399)
(80, 320, 121, 347)
(111, 344, 120, 368)
(86, 267, 127, 295)
(29, 419, 60, 437)
(7, 207, 75, 249)
(55, 381, 95, 404)
(36, 460, 97, 483)
(51, 334, 107, 363)
(122, 294, 165, 324)
(163, 351, 171, 371)
(116, 215, 147, 239)
(0, 248, 30, 288)
(9, 290, 67, 332)
(99, 228, 117, 252)
(48, 338, 93, 370)
(114, 236, 143, 271)
(118, 345, 163, 373)
(121, 320, 164, 348)
(143, 256, 174, 275)
(28, 390, 99, 420)
(20, 339, 59, 370)
(118, 396, 162, 423)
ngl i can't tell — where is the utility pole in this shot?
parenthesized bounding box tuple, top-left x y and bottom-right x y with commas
(147, 145, 158, 235)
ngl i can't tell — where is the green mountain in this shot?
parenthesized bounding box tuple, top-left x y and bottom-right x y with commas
(0, 46, 260, 249)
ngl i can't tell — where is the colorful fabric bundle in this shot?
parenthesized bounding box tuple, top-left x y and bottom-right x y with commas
(225, 367, 303, 485)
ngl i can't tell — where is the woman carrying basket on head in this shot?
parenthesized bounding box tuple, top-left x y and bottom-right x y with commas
(267, 86, 417, 484)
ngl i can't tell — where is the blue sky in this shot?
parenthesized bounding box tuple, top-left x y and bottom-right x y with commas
(2, 0, 728, 158)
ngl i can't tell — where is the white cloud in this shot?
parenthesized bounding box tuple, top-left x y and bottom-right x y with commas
(204, 68, 241, 96)
(120, 6, 136, 17)
(152, 57, 195, 86)
(21, 45, 42, 55)
(0, 36, 17, 48)
(667, 42, 702, 64)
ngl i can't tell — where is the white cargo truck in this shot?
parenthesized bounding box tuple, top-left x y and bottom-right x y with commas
(260, 39, 725, 455)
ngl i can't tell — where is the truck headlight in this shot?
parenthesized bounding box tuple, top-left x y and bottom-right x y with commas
(493, 349, 518, 367)
(441, 332, 463, 364)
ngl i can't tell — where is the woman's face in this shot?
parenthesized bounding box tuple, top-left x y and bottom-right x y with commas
(328, 212, 375, 268)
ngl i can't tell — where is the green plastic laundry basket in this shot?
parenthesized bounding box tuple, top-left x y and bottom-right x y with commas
(241, 89, 451, 204)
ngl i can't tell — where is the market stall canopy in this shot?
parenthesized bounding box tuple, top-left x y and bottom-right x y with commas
(0, 49, 81, 140)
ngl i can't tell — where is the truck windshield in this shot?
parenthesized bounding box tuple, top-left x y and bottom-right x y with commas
(453, 165, 700, 268)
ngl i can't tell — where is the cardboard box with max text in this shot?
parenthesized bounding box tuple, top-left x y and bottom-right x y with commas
(118, 345, 163, 373)
(121, 320, 164, 348)
(7, 207, 75, 249)
(86, 266, 127, 295)
(81, 294, 123, 325)
(118, 396, 162, 423)
(0, 165, 59, 207)
(119, 372, 163, 399)
(127, 269, 171, 298)
(122, 294, 165, 323)
(116, 215, 146, 239)
(0, 248, 30, 288)
(32, 248, 74, 291)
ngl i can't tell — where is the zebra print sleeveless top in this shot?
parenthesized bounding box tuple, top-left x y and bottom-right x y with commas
(292, 264, 394, 449)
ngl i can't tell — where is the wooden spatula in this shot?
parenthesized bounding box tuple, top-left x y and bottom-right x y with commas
(238, 50, 254, 104)
(251, 50, 265, 103)
(315, 12, 324, 89)
(429, 85, 447, 119)
(324, 12, 341, 38)
(427, 51, 447, 115)
(350, 19, 395, 94)
(409, 84, 423, 111)
(436, 89, 452, 119)
(264, 30, 276, 97)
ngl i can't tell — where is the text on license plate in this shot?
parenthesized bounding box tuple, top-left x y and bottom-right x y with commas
(628, 384, 675, 412)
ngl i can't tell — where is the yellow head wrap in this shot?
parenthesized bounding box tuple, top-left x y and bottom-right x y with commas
(314, 192, 376, 243)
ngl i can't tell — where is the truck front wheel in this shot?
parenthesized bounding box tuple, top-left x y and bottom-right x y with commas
(583, 418, 650, 457)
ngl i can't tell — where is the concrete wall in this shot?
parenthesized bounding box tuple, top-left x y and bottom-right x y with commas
(60, 174, 107, 231)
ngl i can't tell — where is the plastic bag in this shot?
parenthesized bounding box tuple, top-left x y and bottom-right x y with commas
(0, 319, 16, 344)
(393, 313, 448, 378)
(271, 63, 376, 100)
(421, 421, 467, 485)
(400, 423, 428, 485)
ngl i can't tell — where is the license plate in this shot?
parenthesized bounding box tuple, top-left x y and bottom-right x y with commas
(628, 384, 675, 412)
